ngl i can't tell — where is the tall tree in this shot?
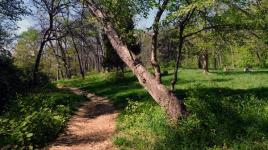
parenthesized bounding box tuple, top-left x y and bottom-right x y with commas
(86, 0, 187, 120)
(31, 0, 72, 85)
(150, 0, 169, 83)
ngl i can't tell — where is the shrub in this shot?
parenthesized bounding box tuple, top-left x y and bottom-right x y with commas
(0, 88, 86, 148)
(0, 52, 25, 111)
(0, 51, 50, 112)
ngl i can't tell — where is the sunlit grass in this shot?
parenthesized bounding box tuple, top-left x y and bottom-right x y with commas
(58, 69, 268, 149)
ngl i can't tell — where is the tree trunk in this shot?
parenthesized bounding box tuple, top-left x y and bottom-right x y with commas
(33, 40, 46, 85)
(58, 40, 71, 79)
(51, 41, 62, 80)
(86, 1, 187, 120)
(203, 50, 209, 73)
(150, 0, 169, 83)
(171, 26, 185, 91)
(71, 36, 85, 79)
(57, 64, 60, 81)
(97, 32, 105, 72)
(32, 13, 54, 85)
(170, 9, 194, 91)
(214, 57, 217, 70)
(255, 51, 263, 66)
(199, 51, 209, 73)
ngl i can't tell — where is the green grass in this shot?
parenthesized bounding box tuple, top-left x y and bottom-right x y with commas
(58, 69, 268, 149)
(0, 84, 87, 149)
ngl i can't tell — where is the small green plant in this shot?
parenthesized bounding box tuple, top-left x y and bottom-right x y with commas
(0, 85, 86, 149)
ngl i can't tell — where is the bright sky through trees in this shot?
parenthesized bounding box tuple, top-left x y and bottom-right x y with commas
(17, 9, 157, 35)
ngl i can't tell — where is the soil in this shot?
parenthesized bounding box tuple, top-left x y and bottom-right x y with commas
(47, 87, 118, 150)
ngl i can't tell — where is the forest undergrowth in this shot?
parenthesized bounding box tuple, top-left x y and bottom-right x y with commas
(0, 84, 86, 149)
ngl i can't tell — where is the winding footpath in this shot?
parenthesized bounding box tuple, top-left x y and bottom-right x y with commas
(47, 87, 118, 150)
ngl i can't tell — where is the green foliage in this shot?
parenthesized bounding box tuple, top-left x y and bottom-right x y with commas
(14, 29, 40, 70)
(167, 0, 216, 19)
(0, 51, 28, 111)
(113, 88, 268, 149)
(14, 28, 59, 80)
(234, 46, 255, 67)
(0, 86, 86, 149)
(59, 69, 268, 149)
(0, 47, 51, 112)
(179, 85, 268, 149)
(100, 0, 141, 71)
(0, 0, 27, 49)
(97, 0, 151, 18)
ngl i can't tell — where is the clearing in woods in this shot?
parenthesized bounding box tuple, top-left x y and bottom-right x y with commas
(48, 87, 118, 150)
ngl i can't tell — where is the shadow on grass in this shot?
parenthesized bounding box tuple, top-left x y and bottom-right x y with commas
(154, 100, 268, 149)
(62, 73, 268, 149)
(78, 73, 268, 109)
(211, 70, 268, 75)
(153, 87, 268, 149)
(79, 76, 150, 110)
(175, 87, 268, 99)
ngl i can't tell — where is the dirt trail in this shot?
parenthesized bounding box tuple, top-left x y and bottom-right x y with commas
(47, 87, 118, 150)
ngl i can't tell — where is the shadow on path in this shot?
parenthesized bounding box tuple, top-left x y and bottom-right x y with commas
(48, 87, 118, 150)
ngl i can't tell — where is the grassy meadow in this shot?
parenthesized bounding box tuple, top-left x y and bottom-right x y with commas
(58, 69, 268, 149)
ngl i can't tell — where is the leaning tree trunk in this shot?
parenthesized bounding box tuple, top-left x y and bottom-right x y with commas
(86, 1, 187, 120)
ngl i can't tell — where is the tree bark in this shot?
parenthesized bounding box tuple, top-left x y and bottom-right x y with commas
(86, 0, 187, 120)
(204, 50, 209, 73)
(71, 35, 85, 79)
(170, 9, 195, 91)
(33, 40, 46, 85)
(57, 40, 72, 79)
(151, 0, 169, 83)
(198, 51, 209, 73)
(171, 26, 185, 91)
(32, 13, 54, 85)
(50, 41, 62, 80)
(214, 57, 217, 70)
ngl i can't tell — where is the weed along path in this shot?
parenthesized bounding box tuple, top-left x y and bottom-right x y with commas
(48, 87, 118, 150)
